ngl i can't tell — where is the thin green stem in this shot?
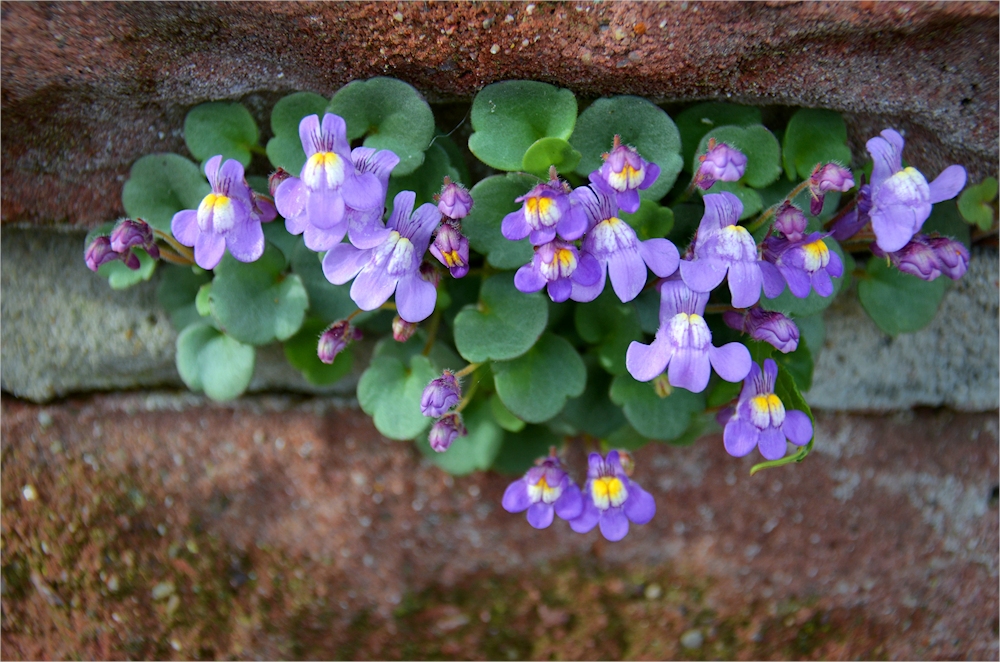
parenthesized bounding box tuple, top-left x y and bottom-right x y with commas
(153, 229, 195, 262)
(453, 375, 480, 414)
(455, 362, 481, 379)
(703, 303, 735, 315)
(158, 248, 195, 266)
(749, 438, 813, 476)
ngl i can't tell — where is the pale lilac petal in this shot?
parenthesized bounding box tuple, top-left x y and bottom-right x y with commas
(275, 177, 307, 220)
(668, 347, 712, 393)
(217, 159, 247, 199)
(556, 205, 588, 241)
(607, 247, 647, 303)
(225, 221, 265, 263)
(321, 113, 350, 153)
(871, 206, 920, 253)
(501, 209, 531, 241)
(724, 419, 758, 457)
(782, 410, 813, 446)
(708, 342, 752, 383)
(641, 162, 661, 189)
(599, 507, 629, 541)
(514, 263, 547, 293)
(395, 274, 437, 323)
(811, 269, 834, 297)
(529, 227, 557, 246)
(554, 484, 584, 520)
(679, 258, 727, 293)
(526, 502, 555, 529)
(402, 203, 442, 252)
(203, 155, 224, 187)
(303, 224, 345, 252)
(347, 210, 391, 249)
(568, 492, 601, 533)
(760, 261, 786, 299)
(779, 264, 812, 298)
(639, 239, 680, 278)
(762, 358, 778, 384)
(386, 190, 416, 232)
(171, 209, 200, 246)
(547, 278, 572, 302)
(927, 165, 967, 204)
(701, 191, 743, 233)
(826, 248, 844, 278)
(254, 195, 277, 223)
(322, 243, 369, 285)
(570, 267, 606, 303)
(623, 481, 655, 525)
(727, 260, 763, 308)
(298, 115, 322, 158)
(758, 427, 788, 460)
(626, 338, 674, 383)
(285, 213, 309, 236)
(307, 188, 346, 230)
(867, 132, 903, 193)
(573, 252, 602, 287)
(351, 265, 398, 311)
(342, 172, 382, 211)
(194, 231, 226, 270)
(617, 188, 641, 214)
(502, 479, 531, 513)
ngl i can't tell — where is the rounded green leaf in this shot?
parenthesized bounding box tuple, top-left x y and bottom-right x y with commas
(462, 173, 537, 270)
(327, 77, 435, 175)
(489, 393, 526, 433)
(157, 265, 212, 331)
(608, 374, 705, 441)
(176, 322, 255, 402)
(761, 237, 847, 316)
(620, 200, 674, 241)
(121, 153, 211, 232)
(453, 273, 548, 363)
(571, 95, 683, 200)
(184, 101, 259, 167)
(782, 109, 852, 181)
(957, 177, 997, 231)
(675, 102, 763, 173)
(492, 333, 586, 424)
(283, 316, 354, 386)
(695, 124, 782, 189)
(574, 288, 642, 376)
(491, 425, 559, 475)
(386, 142, 462, 207)
(100, 248, 157, 290)
(209, 244, 309, 345)
(468, 81, 577, 171)
(266, 91, 330, 174)
(417, 399, 504, 475)
(357, 353, 438, 440)
(559, 363, 627, 439)
(288, 239, 361, 323)
(923, 200, 971, 248)
(858, 257, 948, 336)
(522, 137, 582, 177)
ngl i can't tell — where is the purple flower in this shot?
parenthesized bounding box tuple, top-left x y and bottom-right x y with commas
(317, 320, 362, 364)
(392, 316, 418, 343)
(678, 191, 763, 308)
(830, 174, 872, 243)
(501, 175, 587, 245)
(342, 146, 400, 250)
(722, 306, 799, 354)
(429, 413, 466, 452)
(275, 114, 384, 252)
(773, 202, 808, 242)
(625, 275, 752, 392)
(322, 190, 440, 323)
(437, 177, 474, 220)
(514, 240, 602, 303)
(85, 235, 135, 272)
(110, 219, 158, 258)
(928, 236, 970, 280)
(694, 139, 747, 190)
(808, 163, 855, 216)
(420, 370, 462, 418)
(721, 359, 813, 460)
(870, 234, 970, 282)
(429, 222, 470, 279)
(502, 453, 584, 529)
(570, 185, 680, 303)
(866, 128, 967, 252)
(588, 135, 661, 214)
(171, 155, 264, 270)
(760, 232, 843, 299)
(568, 450, 656, 541)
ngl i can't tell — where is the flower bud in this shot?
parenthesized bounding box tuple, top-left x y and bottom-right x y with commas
(928, 236, 969, 280)
(252, 192, 278, 223)
(429, 222, 470, 279)
(773, 202, 808, 242)
(723, 306, 800, 354)
(652, 373, 672, 398)
(84, 236, 120, 272)
(317, 320, 362, 364)
(420, 370, 462, 418)
(392, 316, 418, 343)
(419, 261, 441, 289)
(694, 139, 747, 190)
(121, 250, 142, 270)
(437, 177, 474, 220)
(110, 219, 155, 253)
(429, 412, 466, 452)
(808, 163, 855, 216)
(268, 168, 292, 197)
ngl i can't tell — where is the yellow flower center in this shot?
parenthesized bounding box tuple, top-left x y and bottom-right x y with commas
(591, 476, 628, 509)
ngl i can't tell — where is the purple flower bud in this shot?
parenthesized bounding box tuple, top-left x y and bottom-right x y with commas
(872, 235, 941, 281)
(588, 135, 661, 214)
(392, 316, 418, 343)
(429, 222, 470, 278)
(268, 168, 292, 197)
(437, 177, 474, 220)
(694, 139, 747, 190)
(317, 320, 361, 364)
(723, 306, 800, 354)
(928, 236, 969, 280)
(110, 219, 155, 253)
(419, 260, 441, 290)
(773, 202, 808, 242)
(84, 236, 120, 272)
(808, 163, 855, 215)
(420, 370, 462, 418)
(429, 412, 466, 452)
(121, 250, 142, 271)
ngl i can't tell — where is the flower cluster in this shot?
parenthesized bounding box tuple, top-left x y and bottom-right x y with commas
(420, 371, 467, 452)
(85, 218, 159, 272)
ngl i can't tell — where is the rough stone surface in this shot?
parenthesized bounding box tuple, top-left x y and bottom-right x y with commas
(3, 226, 997, 411)
(2, 2, 997, 227)
(2, 394, 997, 659)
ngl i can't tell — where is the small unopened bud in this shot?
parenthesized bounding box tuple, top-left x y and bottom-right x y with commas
(694, 139, 747, 190)
(392, 316, 418, 343)
(808, 163, 855, 215)
(722, 306, 799, 354)
(110, 219, 155, 253)
(121, 250, 142, 271)
(616, 450, 635, 476)
(419, 261, 441, 289)
(252, 192, 278, 223)
(84, 236, 120, 272)
(429, 223, 470, 279)
(268, 168, 292, 197)
(928, 236, 969, 280)
(429, 412, 466, 452)
(317, 320, 362, 364)
(437, 177, 474, 220)
(872, 236, 940, 281)
(420, 370, 462, 418)
(652, 374, 672, 398)
(773, 202, 808, 242)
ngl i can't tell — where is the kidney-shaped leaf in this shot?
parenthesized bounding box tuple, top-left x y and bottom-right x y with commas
(184, 101, 259, 167)
(453, 273, 548, 363)
(176, 322, 256, 402)
(121, 153, 211, 233)
(609, 373, 705, 442)
(416, 399, 504, 475)
(858, 257, 948, 336)
(266, 91, 330, 174)
(357, 352, 438, 440)
(462, 173, 537, 270)
(782, 109, 852, 181)
(492, 333, 586, 423)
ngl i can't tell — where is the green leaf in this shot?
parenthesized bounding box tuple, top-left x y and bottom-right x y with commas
(327, 77, 435, 175)
(468, 81, 578, 171)
(574, 287, 643, 375)
(184, 102, 259, 167)
(386, 142, 461, 207)
(121, 153, 211, 233)
(195, 283, 212, 317)
(750, 362, 815, 475)
(620, 200, 674, 240)
(288, 240, 359, 324)
(675, 102, 763, 173)
(357, 352, 438, 440)
(453, 274, 548, 362)
(283, 316, 354, 386)
(604, 423, 649, 451)
(462, 173, 537, 270)
(559, 362, 627, 438)
(924, 200, 971, 249)
(158, 265, 212, 331)
(772, 336, 814, 391)
(417, 399, 504, 475)
(176, 322, 255, 401)
(761, 237, 848, 316)
(608, 374, 705, 442)
(491, 425, 559, 475)
(209, 244, 309, 345)
(492, 334, 586, 423)
(261, 219, 303, 261)
(522, 137, 582, 177)
(706, 378, 742, 409)
(957, 176, 997, 230)
(490, 394, 526, 433)
(782, 109, 852, 181)
(795, 313, 826, 360)
(99, 248, 157, 290)
(858, 256, 948, 336)
(571, 95, 684, 200)
(695, 124, 782, 189)
(266, 91, 330, 174)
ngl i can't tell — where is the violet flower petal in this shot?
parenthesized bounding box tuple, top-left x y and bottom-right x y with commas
(708, 342, 752, 383)
(724, 418, 758, 457)
(556, 205, 587, 241)
(225, 221, 265, 263)
(341, 172, 382, 211)
(395, 273, 437, 323)
(760, 261, 786, 299)
(668, 347, 712, 393)
(867, 130, 903, 193)
(927, 165, 967, 204)
(194, 231, 226, 270)
(622, 481, 655, 525)
(871, 205, 922, 253)
(727, 260, 763, 308)
(171, 209, 200, 246)
(502, 480, 532, 513)
(323, 243, 370, 285)
(568, 492, 601, 533)
(501, 209, 531, 241)
(303, 224, 344, 253)
(547, 278, 572, 302)
(757, 427, 788, 461)
(606, 246, 647, 303)
(782, 410, 813, 446)
(514, 263, 547, 293)
(351, 265, 398, 311)
(573, 252, 603, 287)
(625, 338, 674, 383)
(275, 177, 307, 219)
(306, 188, 345, 230)
(599, 507, 629, 541)
(638, 238, 680, 278)
(554, 484, 584, 520)
(679, 258, 727, 293)
(526, 502, 555, 529)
